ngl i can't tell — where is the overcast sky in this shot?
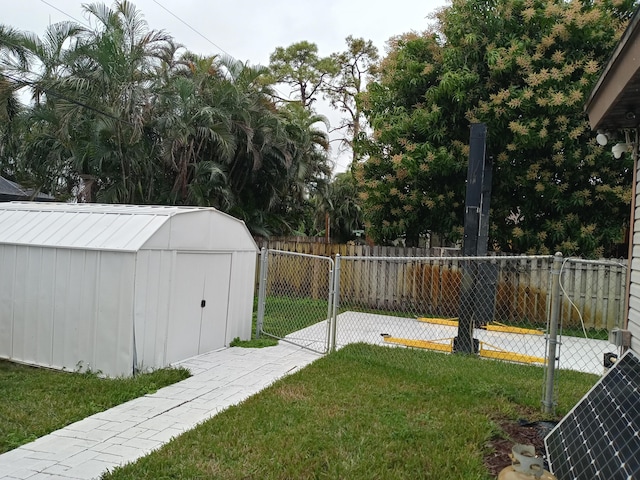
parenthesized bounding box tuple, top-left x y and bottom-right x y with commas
(2, 0, 449, 172)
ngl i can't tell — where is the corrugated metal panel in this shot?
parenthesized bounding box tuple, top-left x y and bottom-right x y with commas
(0, 245, 16, 358)
(0, 245, 136, 376)
(225, 251, 257, 344)
(133, 249, 174, 370)
(0, 203, 215, 252)
(92, 251, 136, 375)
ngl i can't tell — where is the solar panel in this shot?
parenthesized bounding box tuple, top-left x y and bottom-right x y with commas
(544, 349, 640, 480)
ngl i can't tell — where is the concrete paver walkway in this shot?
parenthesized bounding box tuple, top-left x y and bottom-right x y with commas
(0, 343, 321, 480)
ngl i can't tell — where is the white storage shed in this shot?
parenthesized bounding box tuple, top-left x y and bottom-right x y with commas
(0, 202, 257, 377)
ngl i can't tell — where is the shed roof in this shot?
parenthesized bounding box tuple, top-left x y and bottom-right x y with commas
(0, 202, 253, 252)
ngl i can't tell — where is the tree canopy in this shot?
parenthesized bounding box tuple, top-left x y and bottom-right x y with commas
(267, 37, 378, 239)
(357, 0, 638, 256)
(3, 0, 637, 254)
(0, 1, 332, 237)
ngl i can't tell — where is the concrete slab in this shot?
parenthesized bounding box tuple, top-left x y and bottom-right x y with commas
(286, 312, 617, 375)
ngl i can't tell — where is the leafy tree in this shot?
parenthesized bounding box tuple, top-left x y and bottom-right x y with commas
(267, 38, 377, 238)
(356, 33, 468, 247)
(269, 41, 337, 109)
(325, 36, 379, 165)
(358, 0, 637, 256)
(0, 1, 335, 238)
(298, 171, 364, 243)
(327, 171, 364, 242)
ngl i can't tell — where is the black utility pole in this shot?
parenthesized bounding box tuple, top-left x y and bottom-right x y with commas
(455, 123, 487, 354)
(477, 155, 493, 256)
(475, 155, 498, 327)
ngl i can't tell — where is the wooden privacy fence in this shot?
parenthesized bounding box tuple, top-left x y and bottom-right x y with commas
(255, 238, 460, 258)
(261, 248, 628, 331)
(559, 258, 627, 331)
(337, 256, 553, 325)
(264, 250, 332, 300)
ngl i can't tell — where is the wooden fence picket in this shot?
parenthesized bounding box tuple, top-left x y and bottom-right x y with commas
(256, 240, 627, 331)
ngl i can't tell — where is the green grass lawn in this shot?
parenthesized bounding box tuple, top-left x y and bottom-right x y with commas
(0, 360, 190, 454)
(260, 296, 330, 338)
(104, 344, 596, 480)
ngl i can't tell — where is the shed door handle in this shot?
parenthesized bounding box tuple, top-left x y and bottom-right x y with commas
(201, 300, 206, 308)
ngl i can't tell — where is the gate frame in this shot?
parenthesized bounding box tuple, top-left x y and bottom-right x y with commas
(256, 248, 335, 354)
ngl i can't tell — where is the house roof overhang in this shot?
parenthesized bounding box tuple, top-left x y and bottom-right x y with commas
(585, 8, 640, 131)
(0, 176, 55, 202)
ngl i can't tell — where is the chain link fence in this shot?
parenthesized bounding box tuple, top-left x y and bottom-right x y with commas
(255, 249, 334, 354)
(256, 249, 628, 412)
(559, 258, 627, 352)
(334, 255, 552, 364)
(541, 257, 629, 411)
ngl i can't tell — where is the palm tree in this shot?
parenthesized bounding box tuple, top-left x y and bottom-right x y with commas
(215, 57, 298, 233)
(152, 53, 235, 207)
(273, 102, 332, 234)
(11, 21, 90, 199)
(1, 1, 341, 239)
(327, 171, 363, 242)
(0, 75, 21, 171)
(18, 1, 172, 203)
(0, 25, 31, 176)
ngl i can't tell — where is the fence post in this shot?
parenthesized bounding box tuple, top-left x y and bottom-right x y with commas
(255, 247, 269, 339)
(330, 254, 341, 352)
(543, 251, 563, 414)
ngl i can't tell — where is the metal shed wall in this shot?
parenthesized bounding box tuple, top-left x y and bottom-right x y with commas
(141, 209, 257, 252)
(225, 251, 257, 343)
(132, 249, 173, 370)
(0, 203, 257, 377)
(0, 245, 135, 376)
(131, 249, 254, 370)
(136, 209, 257, 366)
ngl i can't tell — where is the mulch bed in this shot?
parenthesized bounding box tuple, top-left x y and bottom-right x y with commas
(484, 418, 553, 477)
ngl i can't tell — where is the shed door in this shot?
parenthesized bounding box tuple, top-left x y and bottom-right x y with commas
(167, 253, 232, 364)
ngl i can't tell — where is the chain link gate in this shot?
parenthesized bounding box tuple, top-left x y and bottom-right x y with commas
(256, 249, 335, 354)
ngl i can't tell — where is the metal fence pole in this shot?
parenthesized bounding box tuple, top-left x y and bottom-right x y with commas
(543, 251, 563, 414)
(325, 257, 336, 352)
(330, 254, 341, 353)
(255, 247, 269, 339)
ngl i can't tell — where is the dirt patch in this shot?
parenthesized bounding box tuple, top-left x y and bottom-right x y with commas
(273, 384, 308, 402)
(484, 419, 552, 477)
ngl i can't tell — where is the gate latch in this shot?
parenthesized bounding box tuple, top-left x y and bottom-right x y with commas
(201, 300, 206, 308)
